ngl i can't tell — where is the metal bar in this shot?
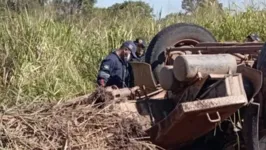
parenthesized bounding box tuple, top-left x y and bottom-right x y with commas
(142, 85, 155, 126)
(196, 42, 264, 47)
(243, 101, 260, 150)
(231, 53, 247, 60)
(166, 45, 262, 54)
(138, 88, 164, 100)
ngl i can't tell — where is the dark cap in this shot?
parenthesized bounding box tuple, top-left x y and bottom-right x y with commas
(134, 38, 147, 48)
(247, 33, 261, 41)
(121, 41, 137, 58)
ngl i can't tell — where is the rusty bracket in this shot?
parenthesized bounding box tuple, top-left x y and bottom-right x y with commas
(206, 112, 221, 123)
(142, 85, 155, 126)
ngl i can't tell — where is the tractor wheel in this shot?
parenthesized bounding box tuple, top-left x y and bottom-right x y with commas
(145, 23, 217, 82)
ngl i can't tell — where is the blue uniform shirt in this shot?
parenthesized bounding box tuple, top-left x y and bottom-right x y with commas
(97, 51, 134, 88)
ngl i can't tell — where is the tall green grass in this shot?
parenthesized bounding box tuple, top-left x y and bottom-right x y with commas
(1, 3, 266, 106)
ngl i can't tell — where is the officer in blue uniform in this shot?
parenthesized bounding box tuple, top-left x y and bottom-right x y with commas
(96, 41, 138, 88)
(132, 38, 147, 62)
(243, 33, 261, 68)
(245, 33, 261, 42)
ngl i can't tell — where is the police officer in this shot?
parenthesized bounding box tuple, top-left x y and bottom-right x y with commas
(132, 38, 147, 62)
(96, 41, 137, 88)
(242, 33, 262, 68)
(245, 33, 261, 42)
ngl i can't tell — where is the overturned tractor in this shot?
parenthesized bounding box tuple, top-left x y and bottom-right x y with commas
(2, 23, 266, 150)
(127, 23, 266, 150)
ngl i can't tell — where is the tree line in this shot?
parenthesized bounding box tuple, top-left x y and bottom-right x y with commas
(0, 0, 223, 19)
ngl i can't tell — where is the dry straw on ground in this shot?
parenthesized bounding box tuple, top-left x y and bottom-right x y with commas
(0, 87, 158, 150)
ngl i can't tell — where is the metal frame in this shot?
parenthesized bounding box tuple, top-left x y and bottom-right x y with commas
(164, 42, 264, 67)
(166, 42, 264, 54)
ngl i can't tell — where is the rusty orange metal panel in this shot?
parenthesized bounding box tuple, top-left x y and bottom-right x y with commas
(147, 95, 247, 148)
(147, 74, 248, 148)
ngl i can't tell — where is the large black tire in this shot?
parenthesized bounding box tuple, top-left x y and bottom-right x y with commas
(145, 23, 217, 82)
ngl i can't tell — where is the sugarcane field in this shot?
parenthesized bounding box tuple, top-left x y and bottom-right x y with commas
(2, 0, 266, 150)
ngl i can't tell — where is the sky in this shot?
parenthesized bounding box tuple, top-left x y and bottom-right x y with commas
(95, 0, 266, 18)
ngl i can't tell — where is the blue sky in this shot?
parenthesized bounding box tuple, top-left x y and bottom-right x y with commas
(95, 0, 266, 17)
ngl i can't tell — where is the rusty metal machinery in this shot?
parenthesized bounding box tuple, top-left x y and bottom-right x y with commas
(145, 53, 250, 148)
(126, 23, 266, 149)
(165, 42, 264, 68)
(129, 41, 266, 149)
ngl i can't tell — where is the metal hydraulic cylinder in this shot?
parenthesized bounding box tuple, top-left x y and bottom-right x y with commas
(173, 54, 237, 81)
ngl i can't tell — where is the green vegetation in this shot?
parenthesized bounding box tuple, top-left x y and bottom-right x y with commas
(0, 0, 265, 106)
